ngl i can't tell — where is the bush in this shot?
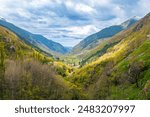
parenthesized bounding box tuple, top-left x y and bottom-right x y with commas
(128, 61, 145, 87)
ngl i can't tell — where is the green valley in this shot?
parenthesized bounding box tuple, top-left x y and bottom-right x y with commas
(70, 12, 150, 99)
(0, 26, 84, 99)
(0, 12, 150, 100)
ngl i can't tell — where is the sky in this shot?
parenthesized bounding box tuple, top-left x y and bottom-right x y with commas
(0, 0, 150, 47)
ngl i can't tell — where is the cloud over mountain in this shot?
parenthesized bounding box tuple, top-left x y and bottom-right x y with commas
(0, 0, 149, 46)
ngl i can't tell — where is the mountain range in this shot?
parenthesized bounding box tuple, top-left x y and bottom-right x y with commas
(0, 18, 68, 55)
(70, 12, 150, 99)
(71, 17, 138, 54)
(0, 12, 150, 100)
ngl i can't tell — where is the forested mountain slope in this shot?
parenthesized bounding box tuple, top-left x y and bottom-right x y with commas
(70, 12, 150, 99)
(0, 26, 83, 99)
(0, 12, 150, 100)
(0, 19, 68, 55)
(71, 18, 138, 55)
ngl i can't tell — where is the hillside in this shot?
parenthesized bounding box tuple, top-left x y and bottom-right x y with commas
(0, 26, 83, 99)
(0, 12, 150, 100)
(0, 19, 68, 55)
(71, 18, 138, 55)
(70, 12, 150, 99)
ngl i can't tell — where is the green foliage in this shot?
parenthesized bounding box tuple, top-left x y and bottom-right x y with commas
(69, 13, 150, 100)
(1, 59, 79, 99)
(0, 26, 81, 99)
(1, 13, 150, 100)
(0, 42, 5, 99)
(0, 42, 5, 67)
(80, 41, 119, 66)
(53, 61, 73, 77)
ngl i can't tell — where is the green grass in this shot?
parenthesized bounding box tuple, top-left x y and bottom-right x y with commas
(69, 14, 150, 99)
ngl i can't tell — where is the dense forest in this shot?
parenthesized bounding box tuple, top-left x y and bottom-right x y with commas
(0, 12, 150, 100)
(0, 26, 84, 99)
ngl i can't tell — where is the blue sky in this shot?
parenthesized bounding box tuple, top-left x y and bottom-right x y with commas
(0, 0, 150, 47)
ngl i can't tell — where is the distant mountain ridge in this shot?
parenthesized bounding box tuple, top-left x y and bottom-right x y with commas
(70, 12, 150, 99)
(0, 19, 68, 55)
(71, 17, 138, 54)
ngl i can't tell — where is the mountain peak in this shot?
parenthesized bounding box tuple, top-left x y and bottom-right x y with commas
(146, 12, 150, 16)
(0, 19, 68, 55)
(121, 17, 138, 29)
(144, 12, 150, 19)
(71, 17, 138, 54)
(131, 16, 140, 20)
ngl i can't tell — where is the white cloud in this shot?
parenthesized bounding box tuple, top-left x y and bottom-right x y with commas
(52, 38, 82, 47)
(89, 0, 112, 7)
(134, 0, 150, 17)
(75, 3, 95, 14)
(67, 25, 98, 37)
(29, 0, 52, 8)
(16, 8, 32, 19)
(0, 0, 150, 47)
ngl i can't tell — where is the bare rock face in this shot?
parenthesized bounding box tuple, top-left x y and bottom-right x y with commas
(133, 23, 143, 31)
(133, 12, 150, 32)
(10, 45, 16, 52)
(4, 37, 11, 43)
(145, 12, 150, 19)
